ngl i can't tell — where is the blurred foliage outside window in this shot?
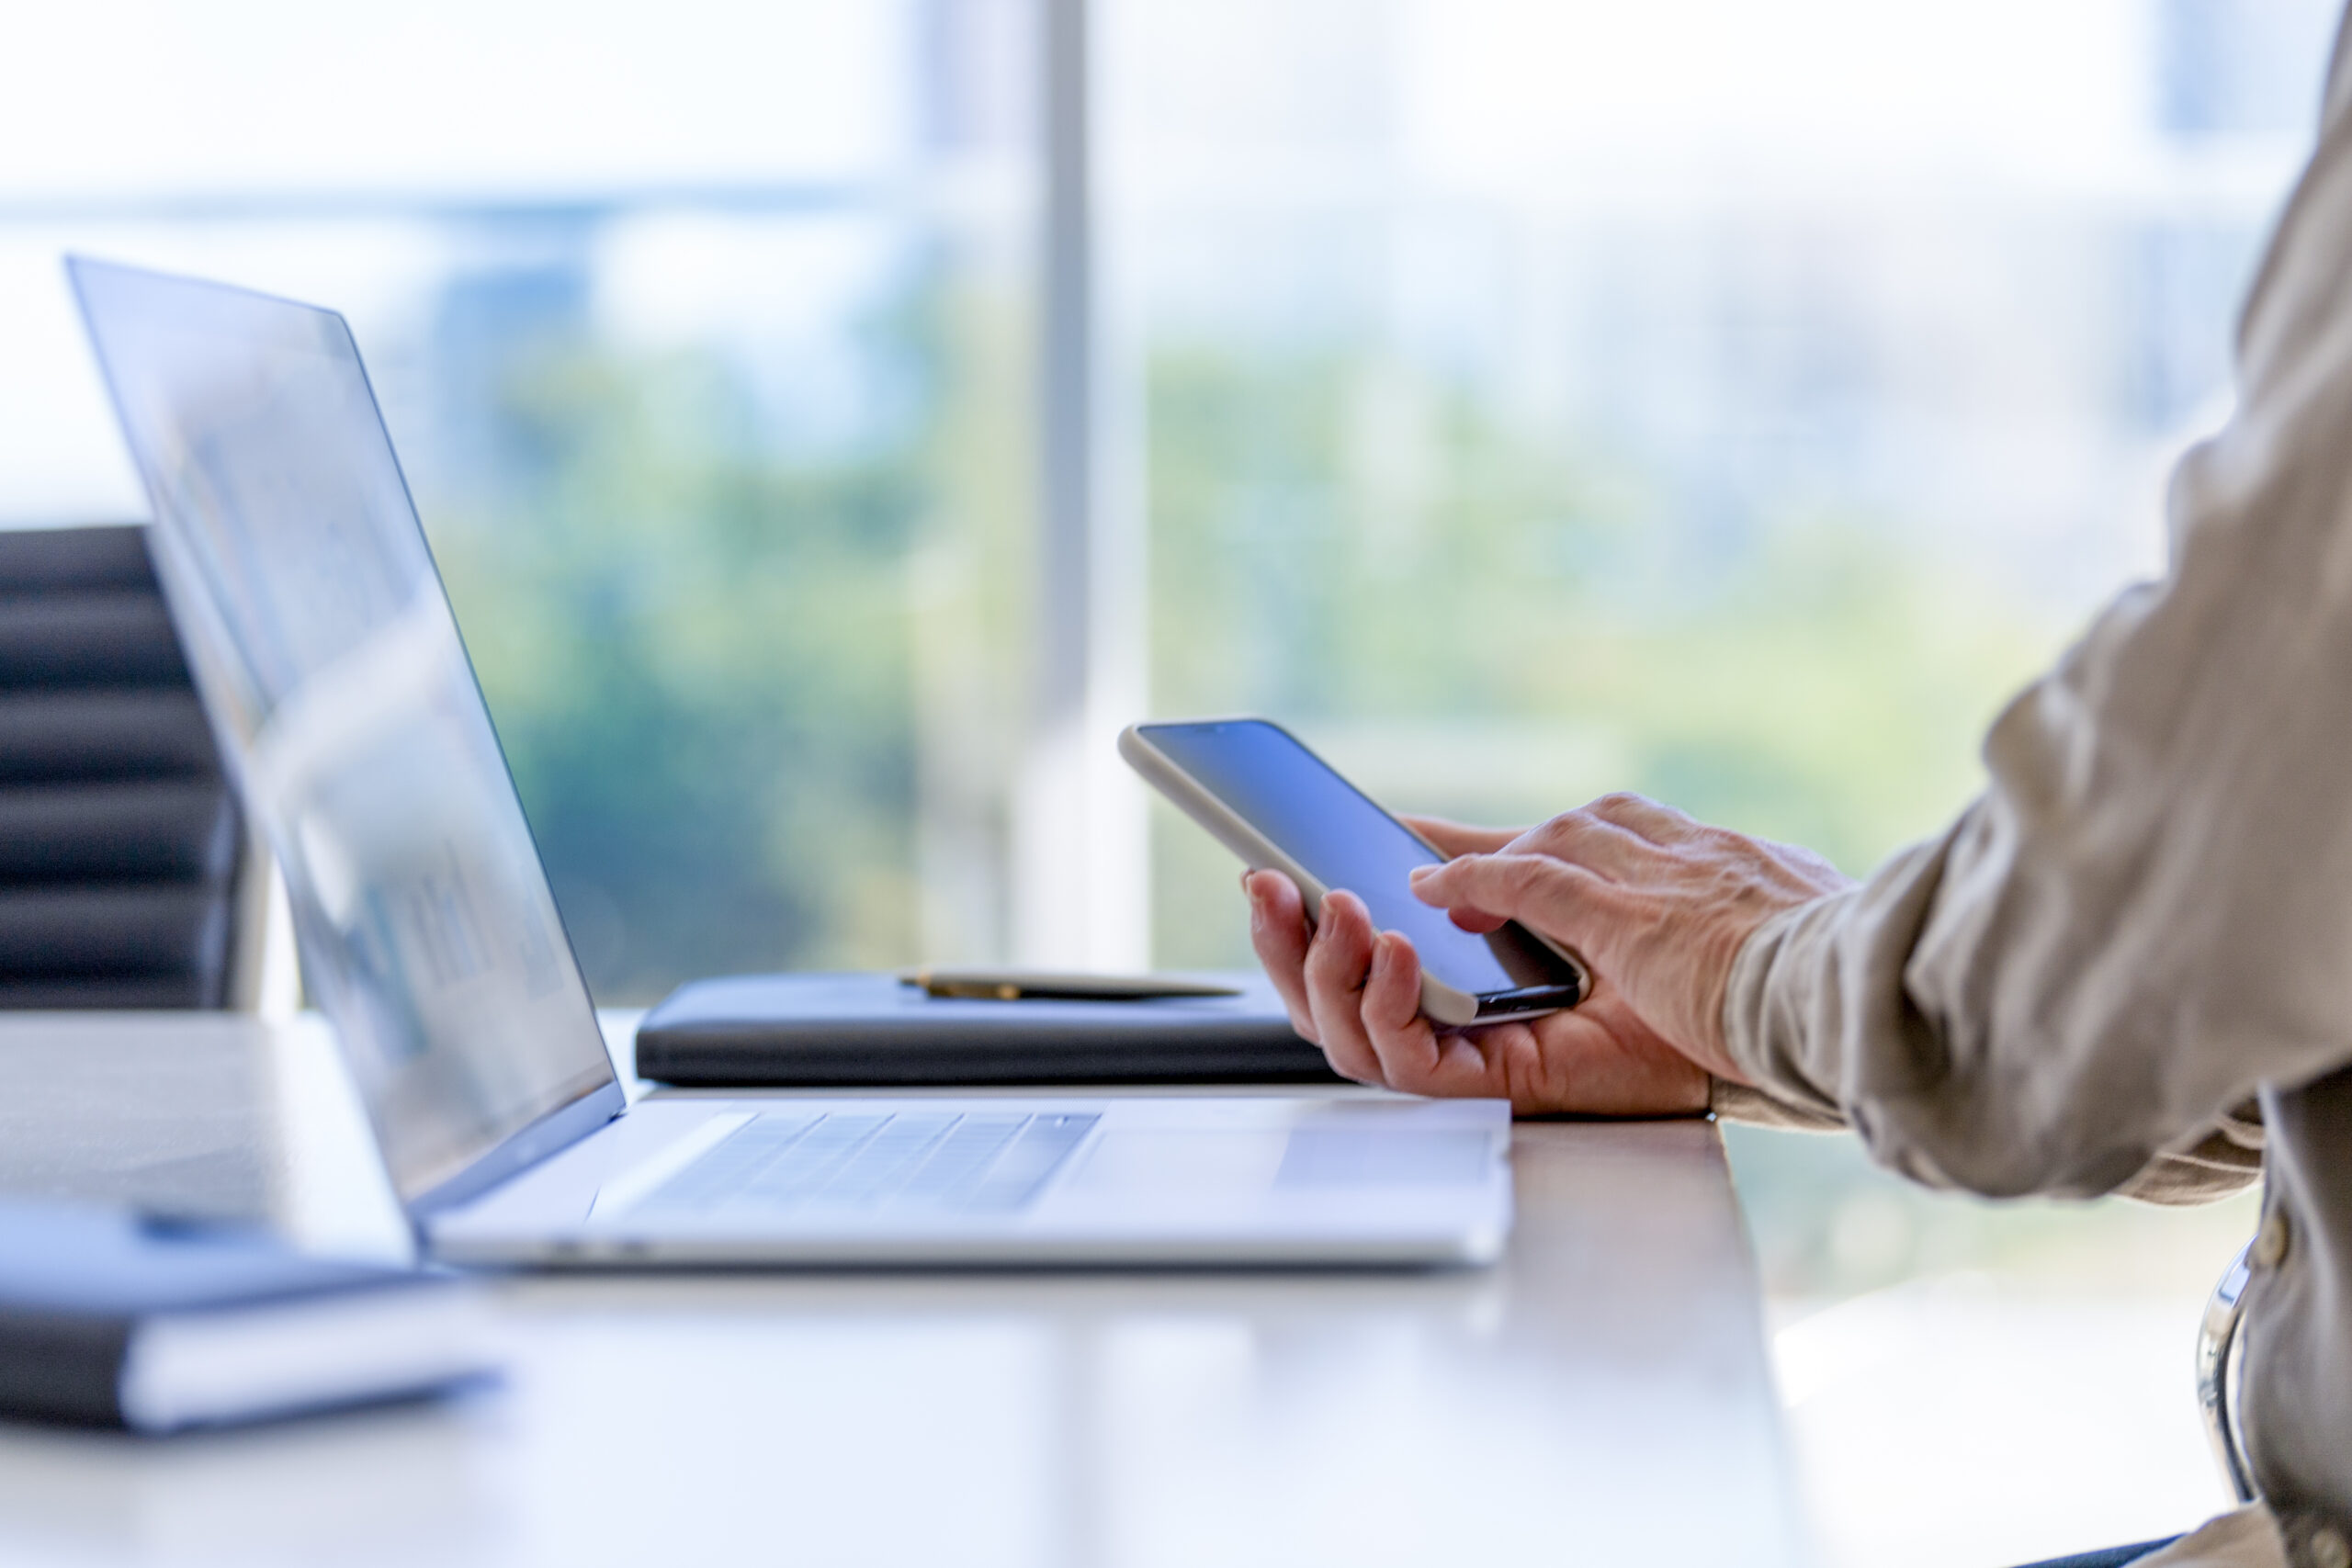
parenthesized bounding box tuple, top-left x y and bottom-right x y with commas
(422, 258, 1037, 1000)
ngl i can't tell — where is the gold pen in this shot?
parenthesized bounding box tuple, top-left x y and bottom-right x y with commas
(898, 968, 1242, 1002)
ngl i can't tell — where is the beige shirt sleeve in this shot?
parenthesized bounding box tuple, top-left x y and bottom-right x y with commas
(1716, 59, 2352, 1201)
(1706, 1081, 2262, 1204)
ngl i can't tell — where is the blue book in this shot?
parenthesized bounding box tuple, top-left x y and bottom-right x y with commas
(0, 1200, 495, 1432)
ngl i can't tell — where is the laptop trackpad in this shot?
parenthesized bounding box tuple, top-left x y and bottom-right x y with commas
(1273, 1127, 1495, 1187)
(1066, 1127, 1493, 1194)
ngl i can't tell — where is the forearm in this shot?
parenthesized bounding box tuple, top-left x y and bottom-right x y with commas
(1718, 767, 2302, 1202)
(1713, 954, 2263, 1202)
(1713, 53, 2352, 1220)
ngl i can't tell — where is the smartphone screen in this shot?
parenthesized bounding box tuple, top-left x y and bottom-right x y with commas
(1136, 719, 1582, 1008)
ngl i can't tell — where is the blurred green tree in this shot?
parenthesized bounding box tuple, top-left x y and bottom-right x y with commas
(1145, 344, 2067, 967)
(426, 333, 932, 1001)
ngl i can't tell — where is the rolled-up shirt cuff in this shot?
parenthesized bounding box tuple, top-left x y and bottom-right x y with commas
(1717, 890, 1857, 1126)
(1707, 1075, 1848, 1130)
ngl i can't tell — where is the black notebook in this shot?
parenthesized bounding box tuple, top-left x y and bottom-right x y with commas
(635, 970, 1342, 1089)
(0, 1200, 496, 1432)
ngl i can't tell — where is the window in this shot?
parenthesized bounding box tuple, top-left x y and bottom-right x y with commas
(9, 0, 2332, 1006)
(2, 0, 1041, 999)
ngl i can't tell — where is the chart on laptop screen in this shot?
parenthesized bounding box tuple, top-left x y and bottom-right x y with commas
(71, 258, 616, 1202)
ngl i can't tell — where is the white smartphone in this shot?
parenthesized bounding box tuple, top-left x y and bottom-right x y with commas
(1120, 717, 1589, 1028)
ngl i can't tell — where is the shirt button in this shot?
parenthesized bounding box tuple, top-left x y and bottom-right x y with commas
(2256, 1208, 2293, 1269)
(2310, 1526, 2350, 1568)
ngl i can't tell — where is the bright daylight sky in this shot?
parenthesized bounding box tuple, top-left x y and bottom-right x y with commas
(0, 0, 2312, 522)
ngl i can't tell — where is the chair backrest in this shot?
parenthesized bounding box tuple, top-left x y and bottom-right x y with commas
(0, 525, 258, 1009)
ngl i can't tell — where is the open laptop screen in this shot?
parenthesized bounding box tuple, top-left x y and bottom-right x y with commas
(70, 257, 620, 1207)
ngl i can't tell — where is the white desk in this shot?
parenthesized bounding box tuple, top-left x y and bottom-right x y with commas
(0, 1014, 1814, 1568)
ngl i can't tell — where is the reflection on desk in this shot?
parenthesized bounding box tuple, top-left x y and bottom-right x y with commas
(0, 1013, 1812, 1568)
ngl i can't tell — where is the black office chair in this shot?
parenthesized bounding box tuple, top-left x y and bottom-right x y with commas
(0, 525, 262, 1009)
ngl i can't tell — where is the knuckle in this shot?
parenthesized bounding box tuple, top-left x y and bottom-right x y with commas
(1537, 809, 1586, 840)
(1510, 815, 1566, 855)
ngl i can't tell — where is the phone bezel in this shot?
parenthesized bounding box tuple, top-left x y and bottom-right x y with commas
(1119, 718, 1589, 1028)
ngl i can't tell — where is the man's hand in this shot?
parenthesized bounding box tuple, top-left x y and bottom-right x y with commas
(1244, 816, 1705, 1114)
(1244, 802, 1851, 1114)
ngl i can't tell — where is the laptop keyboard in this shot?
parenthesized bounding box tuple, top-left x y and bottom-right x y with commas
(636, 1111, 1101, 1218)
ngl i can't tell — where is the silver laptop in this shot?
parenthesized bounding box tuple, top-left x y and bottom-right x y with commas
(68, 256, 1512, 1268)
